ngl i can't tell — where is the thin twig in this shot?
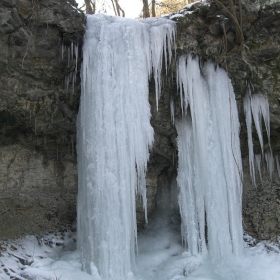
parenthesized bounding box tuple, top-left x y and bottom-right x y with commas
(213, 0, 244, 50)
(0, 209, 10, 215)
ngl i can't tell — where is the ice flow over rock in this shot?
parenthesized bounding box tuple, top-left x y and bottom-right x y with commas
(77, 14, 175, 280)
(176, 55, 244, 261)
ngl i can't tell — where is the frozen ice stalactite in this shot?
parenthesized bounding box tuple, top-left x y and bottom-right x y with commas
(176, 116, 206, 256)
(252, 153, 280, 181)
(251, 93, 271, 153)
(144, 18, 176, 110)
(77, 14, 175, 280)
(170, 96, 175, 125)
(255, 154, 262, 181)
(244, 92, 256, 185)
(176, 55, 243, 261)
(61, 43, 65, 60)
(243, 91, 271, 184)
(62, 42, 79, 92)
(265, 152, 274, 179)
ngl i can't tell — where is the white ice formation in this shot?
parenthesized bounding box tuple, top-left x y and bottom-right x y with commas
(243, 91, 272, 184)
(62, 41, 79, 93)
(176, 55, 244, 261)
(77, 14, 175, 280)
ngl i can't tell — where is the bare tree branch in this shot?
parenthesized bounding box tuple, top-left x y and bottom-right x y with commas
(110, 0, 125, 17)
(143, 0, 150, 18)
(115, 0, 125, 17)
(111, 0, 118, 15)
(213, 0, 244, 50)
(85, 0, 95, 14)
(152, 0, 156, 17)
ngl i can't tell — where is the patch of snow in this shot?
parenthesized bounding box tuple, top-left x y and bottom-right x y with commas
(170, 14, 185, 19)
(184, 11, 194, 15)
(1, 232, 280, 280)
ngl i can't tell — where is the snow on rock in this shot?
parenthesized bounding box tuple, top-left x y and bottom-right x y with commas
(170, 14, 185, 19)
(0, 232, 94, 280)
(1, 231, 280, 280)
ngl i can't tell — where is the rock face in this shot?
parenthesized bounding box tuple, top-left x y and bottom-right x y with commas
(1, 0, 280, 241)
(0, 0, 84, 238)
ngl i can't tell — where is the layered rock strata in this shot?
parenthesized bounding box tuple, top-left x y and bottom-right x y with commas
(0, 0, 84, 238)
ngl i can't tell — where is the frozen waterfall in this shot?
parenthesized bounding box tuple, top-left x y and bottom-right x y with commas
(77, 13, 246, 280)
(77, 14, 175, 280)
(176, 55, 244, 261)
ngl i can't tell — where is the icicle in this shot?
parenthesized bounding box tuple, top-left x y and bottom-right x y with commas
(61, 43, 64, 60)
(177, 56, 188, 115)
(170, 96, 175, 125)
(65, 74, 69, 90)
(255, 154, 262, 181)
(147, 18, 176, 110)
(72, 72, 75, 94)
(67, 47, 70, 66)
(63, 41, 79, 91)
(176, 55, 243, 261)
(70, 41, 73, 62)
(77, 14, 175, 280)
(176, 116, 206, 256)
(75, 43, 79, 73)
(250, 93, 271, 153)
(244, 93, 256, 185)
(244, 92, 271, 184)
(265, 152, 274, 179)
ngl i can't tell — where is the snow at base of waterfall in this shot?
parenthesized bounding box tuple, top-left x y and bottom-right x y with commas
(1, 230, 280, 280)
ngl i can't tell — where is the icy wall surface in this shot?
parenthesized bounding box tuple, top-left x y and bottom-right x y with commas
(176, 55, 244, 261)
(77, 14, 175, 279)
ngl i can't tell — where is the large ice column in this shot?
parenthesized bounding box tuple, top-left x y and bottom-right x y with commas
(77, 14, 175, 280)
(176, 116, 207, 256)
(176, 55, 243, 261)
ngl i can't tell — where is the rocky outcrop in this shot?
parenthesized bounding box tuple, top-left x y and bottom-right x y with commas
(1, 0, 280, 241)
(0, 0, 84, 239)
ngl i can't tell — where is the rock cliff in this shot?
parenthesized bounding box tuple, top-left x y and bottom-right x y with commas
(0, 0, 84, 238)
(0, 0, 280, 241)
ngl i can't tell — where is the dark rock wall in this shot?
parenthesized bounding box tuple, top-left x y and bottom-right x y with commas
(0, 0, 84, 239)
(1, 0, 280, 241)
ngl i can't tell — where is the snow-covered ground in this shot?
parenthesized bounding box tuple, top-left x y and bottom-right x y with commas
(1, 227, 280, 280)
